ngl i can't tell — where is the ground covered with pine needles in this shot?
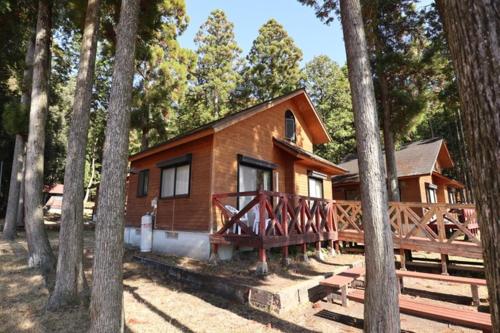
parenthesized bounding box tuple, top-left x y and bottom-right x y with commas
(0, 228, 485, 333)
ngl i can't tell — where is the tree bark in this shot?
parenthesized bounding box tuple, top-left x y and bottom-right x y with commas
(89, 0, 140, 332)
(2, 36, 35, 240)
(339, 0, 400, 331)
(16, 151, 26, 227)
(437, 0, 500, 329)
(84, 155, 96, 204)
(380, 74, 400, 202)
(47, 0, 100, 311)
(24, 0, 56, 278)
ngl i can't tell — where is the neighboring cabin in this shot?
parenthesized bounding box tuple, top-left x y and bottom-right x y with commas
(332, 138, 465, 204)
(125, 89, 346, 260)
(43, 184, 64, 214)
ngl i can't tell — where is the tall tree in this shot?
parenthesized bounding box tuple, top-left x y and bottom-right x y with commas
(339, 0, 400, 331)
(303, 55, 355, 163)
(131, 0, 195, 150)
(184, 9, 242, 126)
(47, 0, 101, 310)
(2, 36, 34, 240)
(24, 0, 56, 277)
(436, 0, 500, 329)
(362, 0, 428, 202)
(89, 0, 140, 331)
(242, 19, 303, 102)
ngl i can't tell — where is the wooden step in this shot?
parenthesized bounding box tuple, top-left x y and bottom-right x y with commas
(396, 269, 487, 286)
(320, 275, 354, 288)
(339, 266, 365, 279)
(347, 289, 492, 332)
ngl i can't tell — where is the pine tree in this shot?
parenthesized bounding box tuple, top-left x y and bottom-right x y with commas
(436, 1, 500, 329)
(48, 0, 101, 310)
(131, 0, 195, 150)
(24, 0, 56, 277)
(183, 9, 242, 127)
(339, 0, 400, 330)
(89, 0, 140, 330)
(304, 55, 355, 163)
(242, 19, 303, 102)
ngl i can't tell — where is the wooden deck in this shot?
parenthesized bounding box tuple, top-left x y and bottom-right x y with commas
(210, 191, 482, 269)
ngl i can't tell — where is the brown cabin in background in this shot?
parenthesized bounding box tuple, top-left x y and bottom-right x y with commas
(124, 89, 346, 260)
(332, 138, 465, 204)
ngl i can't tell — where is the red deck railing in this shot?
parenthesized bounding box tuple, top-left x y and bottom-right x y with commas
(210, 191, 482, 271)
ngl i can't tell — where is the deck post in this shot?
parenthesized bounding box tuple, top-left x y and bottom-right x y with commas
(471, 285, 480, 306)
(281, 196, 291, 266)
(327, 239, 336, 256)
(256, 247, 268, 275)
(440, 254, 449, 275)
(399, 248, 407, 270)
(315, 241, 324, 261)
(208, 243, 219, 264)
(256, 192, 268, 275)
(299, 243, 309, 262)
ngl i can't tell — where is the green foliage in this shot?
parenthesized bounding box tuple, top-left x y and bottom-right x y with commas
(2, 100, 29, 135)
(130, 0, 196, 151)
(304, 56, 355, 163)
(181, 9, 243, 129)
(241, 19, 303, 102)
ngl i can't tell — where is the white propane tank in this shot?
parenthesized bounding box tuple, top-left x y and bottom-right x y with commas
(140, 214, 153, 252)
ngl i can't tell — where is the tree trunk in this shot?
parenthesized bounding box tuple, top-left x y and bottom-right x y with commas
(437, 0, 500, 329)
(3, 135, 25, 240)
(24, 0, 56, 278)
(339, 0, 400, 331)
(2, 35, 35, 240)
(89, 0, 140, 332)
(84, 156, 96, 204)
(380, 74, 400, 202)
(16, 151, 26, 227)
(47, 0, 100, 311)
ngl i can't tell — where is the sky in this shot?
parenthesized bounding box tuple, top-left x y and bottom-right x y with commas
(178, 0, 347, 66)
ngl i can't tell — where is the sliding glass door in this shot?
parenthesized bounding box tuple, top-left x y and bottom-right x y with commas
(238, 164, 272, 208)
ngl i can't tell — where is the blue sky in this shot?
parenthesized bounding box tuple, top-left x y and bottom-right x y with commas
(178, 0, 347, 66)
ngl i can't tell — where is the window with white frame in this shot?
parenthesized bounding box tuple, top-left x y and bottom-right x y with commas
(425, 183, 438, 203)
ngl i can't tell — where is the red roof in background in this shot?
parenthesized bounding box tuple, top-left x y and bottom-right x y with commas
(43, 183, 64, 194)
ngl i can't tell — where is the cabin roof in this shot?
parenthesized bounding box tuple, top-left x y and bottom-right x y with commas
(129, 88, 330, 162)
(273, 137, 347, 175)
(333, 138, 457, 185)
(43, 183, 64, 194)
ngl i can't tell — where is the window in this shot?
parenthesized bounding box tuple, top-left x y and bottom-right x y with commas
(160, 163, 191, 198)
(285, 110, 296, 142)
(308, 177, 324, 199)
(137, 169, 149, 197)
(425, 183, 438, 203)
(237, 155, 275, 208)
(448, 187, 456, 204)
(345, 189, 360, 201)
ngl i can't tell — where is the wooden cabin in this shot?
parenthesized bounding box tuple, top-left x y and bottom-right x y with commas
(332, 138, 465, 204)
(125, 89, 346, 260)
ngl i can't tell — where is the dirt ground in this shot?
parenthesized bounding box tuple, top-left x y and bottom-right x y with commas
(0, 228, 488, 333)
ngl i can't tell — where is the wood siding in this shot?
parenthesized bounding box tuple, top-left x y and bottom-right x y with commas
(126, 135, 214, 231)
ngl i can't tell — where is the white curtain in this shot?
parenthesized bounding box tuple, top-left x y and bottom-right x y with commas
(309, 177, 323, 198)
(176, 164, 190, 195)
(161, 168, 175, 197)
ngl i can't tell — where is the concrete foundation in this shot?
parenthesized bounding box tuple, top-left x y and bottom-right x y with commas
(124, 227, 214, 261)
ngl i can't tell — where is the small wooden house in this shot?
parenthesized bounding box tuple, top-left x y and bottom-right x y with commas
(332, 138, 465, 203)
(125, 89, 346, 259)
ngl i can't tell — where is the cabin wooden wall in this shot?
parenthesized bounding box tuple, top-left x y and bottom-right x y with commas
(126, 135, 214, 232)
(212, 99, 314, 196)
